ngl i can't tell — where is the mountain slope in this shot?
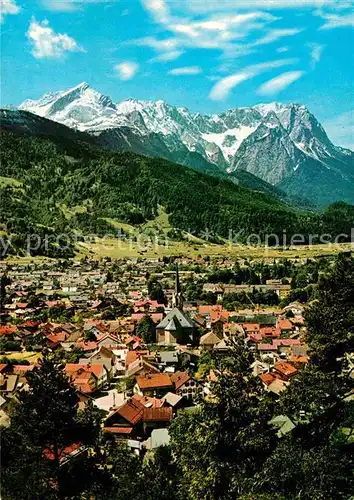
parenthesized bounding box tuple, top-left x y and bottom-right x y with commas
(2, 116, 354, 258)
(0, 109, 276, 193)
(18, 83, 354, 206)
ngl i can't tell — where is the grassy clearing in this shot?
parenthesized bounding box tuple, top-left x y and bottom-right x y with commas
(3, 352, 42, 363)
(0, 176, 23, 191)
(77, 238, 353, 260)
(141, 206, 172, 236)
(58, 203, 88, 219)
(103, 218, 139, 236)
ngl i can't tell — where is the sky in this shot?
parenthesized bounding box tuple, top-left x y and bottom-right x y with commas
(1, 0, 354, 148)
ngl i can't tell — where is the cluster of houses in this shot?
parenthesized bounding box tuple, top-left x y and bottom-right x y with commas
(0, 258, 310, 451)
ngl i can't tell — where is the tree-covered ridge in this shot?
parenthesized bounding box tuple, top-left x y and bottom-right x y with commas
(1, 128, 354, 257)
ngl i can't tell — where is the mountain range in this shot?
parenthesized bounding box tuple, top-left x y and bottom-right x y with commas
(18, 82, 354, 206)
(1, 106, 354, 258)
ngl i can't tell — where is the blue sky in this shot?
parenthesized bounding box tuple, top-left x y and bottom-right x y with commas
(1, 0, 353, 148)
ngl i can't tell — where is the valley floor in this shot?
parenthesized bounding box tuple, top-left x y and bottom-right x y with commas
(3, 240, 353, 264)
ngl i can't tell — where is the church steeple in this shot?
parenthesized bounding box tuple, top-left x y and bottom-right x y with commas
(172, 263, 184, 310)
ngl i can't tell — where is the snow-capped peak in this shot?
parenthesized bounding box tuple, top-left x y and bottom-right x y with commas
(18, 82, 340, 169)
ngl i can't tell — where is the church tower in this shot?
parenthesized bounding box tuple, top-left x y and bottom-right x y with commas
(172, 264, 184, 310)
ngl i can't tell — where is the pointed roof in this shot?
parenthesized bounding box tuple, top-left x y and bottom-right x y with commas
(165, 318, 177, 331)
(156, 307, 194, 330)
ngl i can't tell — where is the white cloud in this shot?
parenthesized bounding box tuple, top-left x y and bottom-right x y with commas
(132, 36, 179, 52)
(114, 61, 139, 80)
(138, 1, 279, 58)
(254, 28, 304, 46)
(209, 58, 297, 100)
(318, 12, 354, 29)
(209, 72, 254, 101)
(26, 18, 84, 59)
(257, 70, 304, 96)
(308, 42, 325, 68)
(141, 0, 170, 23)
(41, 0, 117, 11)
(323, 110, 354, 149)
(174, 0, 345, 12)
(168, 65, 202, 75)
(277, 46, 289, 53)
(150, 50, 183, 62)
(0, 0, 20, 23)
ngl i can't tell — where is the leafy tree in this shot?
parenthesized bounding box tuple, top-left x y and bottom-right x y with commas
(170, 340, 276, 499)
(1, 354, 95, 498)
(136, 314, 156, 344)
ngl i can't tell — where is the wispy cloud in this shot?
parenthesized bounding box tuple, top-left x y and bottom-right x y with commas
(176, 0, 346, 12)
(318, 12, 354, 30)
(26, 18, 84, 59)
(277, 46, 290, 53)
(209, 72, 254, 101)
(308, 42, 325, 68)
(0, 0, 20, 23)
(138, 2, 279, 58)
(114, 61, 139, 80)
(168, 66, 202, 75)
(141, 0, 170, 23)
(257, 70, 305, 96)
(41, 0, 118, 11)
(323, 110, 354, 149)
(254, 28, 304, 46)
(132, 36, 179, 52)
(209, 58, 297, 101)
(149, 50, 183, 62)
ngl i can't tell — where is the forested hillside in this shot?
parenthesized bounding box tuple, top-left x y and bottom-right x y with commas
(1, 128, 354, 257)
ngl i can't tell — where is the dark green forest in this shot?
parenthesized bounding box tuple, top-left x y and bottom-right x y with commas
(1, 128, 354, 257)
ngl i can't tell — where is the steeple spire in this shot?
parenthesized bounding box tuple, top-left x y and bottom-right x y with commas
(172, 263, 184, 310)
(175, 263, 181, 294)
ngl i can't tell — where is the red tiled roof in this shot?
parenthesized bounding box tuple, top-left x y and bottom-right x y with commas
(47, 333, 66, 343)
(260, 327, 281, 337)
(44, 442, 82, 461)
(290, 355, 309, 364)
(125, 350, 149, 367)
(259, 373, 276, 386)
(258, 343, 277, 351)
(117, 399, 144, 425)
(104, 426, 133, 434)
(132, 394, 164, 408)
(19, 320, 40, 328)
(274, 362, 298, 378)
(76, 341, 98, 352)
(277, 319, 293, 330)
(12, 365, 36, 375)
(242, 323, 260, 331)
(273, 339, 301, 347)
(89, 364, 105, 378)
(75, 383, 94, 393)
(0, 326, 17, 336)
(198, 305, 222, 315)
(136, 373, 173, 391)
(170, 371, 190, 391)
(0, 364, 9, 373)
(143, 407, 173, 422)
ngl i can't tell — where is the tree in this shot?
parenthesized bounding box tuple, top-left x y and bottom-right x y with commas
(0, 354, 96, 498)
(304, 253, 354, 372)
(139, 446, 180, 500)
(253, 254, 354, 499)
(148, 277, 166, 304)
(170, 339, 276, 499)
(136, 315, 156, 344)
